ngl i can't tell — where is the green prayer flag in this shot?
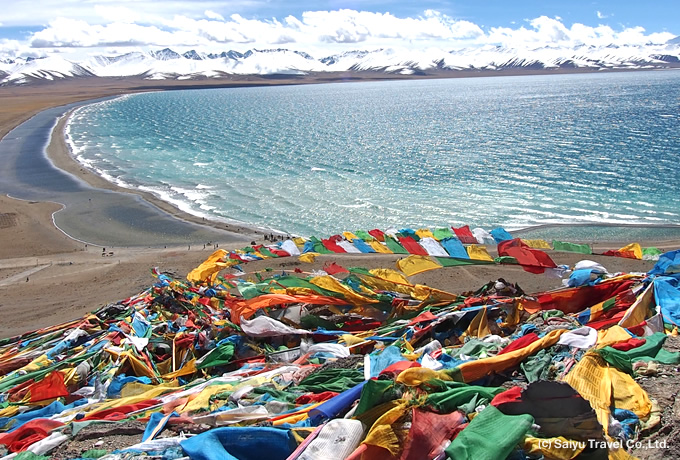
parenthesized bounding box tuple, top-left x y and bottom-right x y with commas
(312, 241, 333, 254)
(436, 257, 494, 267)
(445, 405, 534, 460)
(237, 282, 270, 300)
(642, 247, 662, 259)
(384, 235, 408, 254)
(433, 228, 455, 241)
(597, 332, 680, 374)
(494, 256, 519, 264)
(296, 368, 364, 393)
(355, 379, 395, 416)
(14, 453, 50, 460)
(521, 349, 552, 382)
(258, 248, 278, 258)
(355, 230, 374, 241)
(196, 343, 235, 369)
(552, 240, 592, 254)
(426, 382, 503, 413)
(272, 276, 338, 297)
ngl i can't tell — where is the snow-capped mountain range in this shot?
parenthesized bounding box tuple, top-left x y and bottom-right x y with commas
(1, 41, 679, 85)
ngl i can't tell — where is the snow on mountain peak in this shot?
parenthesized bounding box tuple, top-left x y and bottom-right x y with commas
(1, 43, 679, 85)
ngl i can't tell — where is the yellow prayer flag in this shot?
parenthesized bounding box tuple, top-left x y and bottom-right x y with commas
(415, 228, 435, 239)
(464, 307, 491, 338)
(368, 268, 411, 285)
(187, 249, 228, 283)
(367, 241, 393, 253)
(595, 325, 632, 349)
(361, 402, 410, 456)
(343, 231, 359, 240)
(396, 255, 442, 276)
(618, 283, 653, 328)
(341, 334, 366, 346)
(521, 239, 552, 249)
(310, 275, 379, 305)
(396, 367, 451, 386)
(563, 352, 652, 436)
(458, 329, 567, 383)
(523, 436, 585, 459)
(467, 245, 494, 261)
(618, 243, 642, 259)
(298, 252, 319, 263)
(178, 382, 235, 414)
(161, 358, 197, 379)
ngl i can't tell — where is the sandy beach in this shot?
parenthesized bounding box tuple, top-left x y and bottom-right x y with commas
(0, 77, 678, 338)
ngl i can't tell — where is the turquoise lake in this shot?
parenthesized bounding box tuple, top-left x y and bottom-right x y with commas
(65, 70, 680, 238)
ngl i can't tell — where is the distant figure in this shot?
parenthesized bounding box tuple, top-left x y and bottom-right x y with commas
(215, 243, 219, 248)
(102, 248, 106, 253)
(188, 244, 191, 250)
(26, 277, 29, 282)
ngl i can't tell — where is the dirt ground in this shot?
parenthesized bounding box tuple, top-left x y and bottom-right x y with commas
(633, 336, 680, 460)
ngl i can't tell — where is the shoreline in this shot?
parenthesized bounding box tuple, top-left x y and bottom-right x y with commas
(50, 105, 282, 243)
(0, 97, 260, 248)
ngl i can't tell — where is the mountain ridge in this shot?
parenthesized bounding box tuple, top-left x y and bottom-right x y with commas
(1, 41, 679, 85)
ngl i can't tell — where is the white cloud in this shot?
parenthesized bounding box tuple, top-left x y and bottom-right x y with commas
(299, 10, 483, 44)
(94, 5, 142, 24)
(486, 15, 674, 48)
(0, 39, 22, 55)
(204, 10, 225, 21)
(30, 18, 189, 48)
(0, 9, 672, 59)
(597, 11, 608, 19)
(0, 0, 263, 27)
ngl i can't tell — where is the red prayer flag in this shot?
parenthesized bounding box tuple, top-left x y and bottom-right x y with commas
(323, 262, 349, 275)
(497, 238, 556, 274)
(27, 371, 69, 403)
(498, 333, 540, 355)
(368, 229, 385, 242)
(452, 225, 477, 244)
(321, 239, 346, 253)
(399, 236, 428, 255)
(0, 419, 64, 452)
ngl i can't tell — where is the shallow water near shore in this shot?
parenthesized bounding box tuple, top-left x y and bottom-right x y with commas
(66, 70, 680, 239)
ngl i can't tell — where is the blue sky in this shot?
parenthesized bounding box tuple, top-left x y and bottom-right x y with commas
(0, 0, 677, 58)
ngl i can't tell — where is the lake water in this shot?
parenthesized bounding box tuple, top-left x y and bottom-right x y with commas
(65, 70, 680, 238)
